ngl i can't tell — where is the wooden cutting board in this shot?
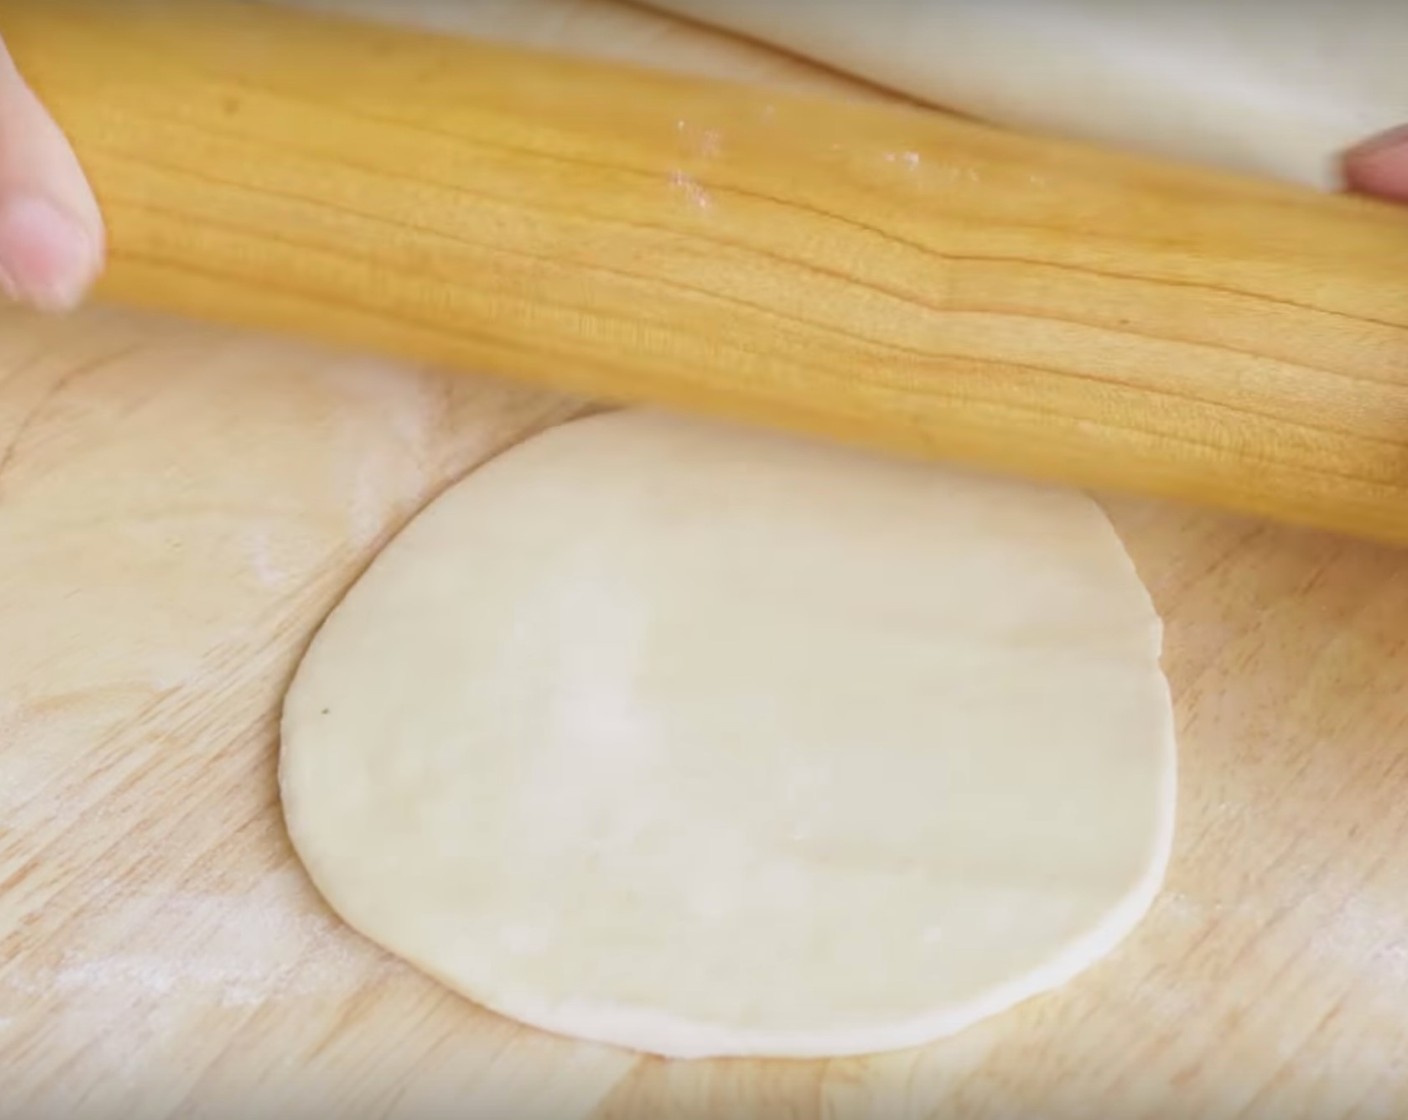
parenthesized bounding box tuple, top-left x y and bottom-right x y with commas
(4, 3, 1408, 1117)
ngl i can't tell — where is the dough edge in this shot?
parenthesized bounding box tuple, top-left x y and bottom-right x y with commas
(279, 409, 1178, 1059)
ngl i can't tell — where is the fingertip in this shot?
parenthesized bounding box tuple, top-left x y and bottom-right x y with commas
(0, 192, 102, 313)
(1343, 125, 1408, 203)
(0, 35, 105, 313)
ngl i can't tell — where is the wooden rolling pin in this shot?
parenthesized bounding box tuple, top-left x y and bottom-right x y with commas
(8, 0, 1408, 543)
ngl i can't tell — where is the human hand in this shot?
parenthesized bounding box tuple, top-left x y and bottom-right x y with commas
(0, 37, 104, 313)
(1345, 127, 1408, 204)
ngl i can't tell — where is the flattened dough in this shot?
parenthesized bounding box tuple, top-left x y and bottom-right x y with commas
(645, 0, 1407, 187)
(281, 411, 1175, 1058)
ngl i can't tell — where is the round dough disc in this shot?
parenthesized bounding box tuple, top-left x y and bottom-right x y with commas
(280, 410, 1176, 1058)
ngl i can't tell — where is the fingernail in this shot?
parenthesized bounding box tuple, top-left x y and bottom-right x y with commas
(0, 193, 99, 313)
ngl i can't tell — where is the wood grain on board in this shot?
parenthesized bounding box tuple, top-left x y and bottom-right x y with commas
(3, 2, 1408, 1117)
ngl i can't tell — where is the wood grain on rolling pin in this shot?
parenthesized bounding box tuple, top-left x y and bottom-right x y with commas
(7, 0, 1408, 542)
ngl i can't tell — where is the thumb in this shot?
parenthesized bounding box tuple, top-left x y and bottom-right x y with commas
(0, 37, 104, 312)
(1343, 125, 1408, 205)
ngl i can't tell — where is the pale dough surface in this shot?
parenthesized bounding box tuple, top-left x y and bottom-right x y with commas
(645, 0, 1407, 187)
(280, 411, 1175, 1058)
